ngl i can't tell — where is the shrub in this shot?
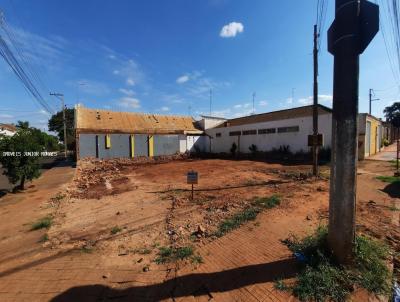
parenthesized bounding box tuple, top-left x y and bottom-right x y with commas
(249, 144, 258, 155)
(110, 226, 122, 234)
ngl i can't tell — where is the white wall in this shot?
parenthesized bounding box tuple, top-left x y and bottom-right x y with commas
(0, 129, 15, 137)
(186, 136, 210, 153)
(206, 114, 332, 153)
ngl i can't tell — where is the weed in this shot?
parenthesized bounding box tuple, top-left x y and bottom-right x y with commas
(39, 234, 49, 242)
(376, 175, 400, 183)
(253, 194, 281, 209)
(274, 279, 289, 291)
(155, 246, 194, 264)
(279, 226, 391, 301)
(388, 205, 400, 211)
(31, 216, 53, 231)
(110, 226, 122, 235)
(191, 254, 204, 264)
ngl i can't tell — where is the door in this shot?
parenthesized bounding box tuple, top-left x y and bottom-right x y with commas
(366, 121, 371, 156)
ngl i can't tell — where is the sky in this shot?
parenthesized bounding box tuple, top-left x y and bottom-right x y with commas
(0, 0, 398, 131)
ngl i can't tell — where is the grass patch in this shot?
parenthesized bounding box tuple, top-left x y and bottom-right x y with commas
(376, 175, 400, 183)
(31, 216, 53, 231)
(279, 226, 391, 301)
(110, 226, 122, 235)
(214, 195, 281, 237)
(155, 246, 194, 264)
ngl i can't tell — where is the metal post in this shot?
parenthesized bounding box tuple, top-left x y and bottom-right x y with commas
(313, 24, 319, 176)
(191, 184, 194, 200)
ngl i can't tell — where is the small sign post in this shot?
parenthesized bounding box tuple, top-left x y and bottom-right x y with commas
(187, 170, 198, 200)
(307, 133, 324, 147)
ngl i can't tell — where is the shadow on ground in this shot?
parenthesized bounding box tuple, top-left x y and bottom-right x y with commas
(381, 181, 400, 198)
(49, 258, 298, 302)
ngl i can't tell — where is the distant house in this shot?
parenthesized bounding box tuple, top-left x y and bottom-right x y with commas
(74, 105, 205, 160)
(202, 105, 384, 160)
(0, 123, 17, 137)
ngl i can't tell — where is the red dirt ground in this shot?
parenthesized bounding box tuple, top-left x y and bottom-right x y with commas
(0, 158, 398, 301)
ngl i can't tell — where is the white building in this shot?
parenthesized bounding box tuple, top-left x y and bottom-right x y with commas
(203, 105, 332, 154)
(0, 123, 17, 137)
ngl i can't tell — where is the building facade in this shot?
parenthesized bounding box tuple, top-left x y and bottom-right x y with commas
(74, 105, 203, 160)
(204, 105, 333, 154)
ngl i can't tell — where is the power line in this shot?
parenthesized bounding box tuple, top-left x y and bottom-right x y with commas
(0, 12, 54, 114)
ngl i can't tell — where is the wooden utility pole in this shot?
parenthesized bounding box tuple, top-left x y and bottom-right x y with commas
(312, 24, 319, 176)
(327, 0, 378, 264)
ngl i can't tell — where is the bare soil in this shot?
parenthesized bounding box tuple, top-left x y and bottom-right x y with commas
(0, 157, 398, 301)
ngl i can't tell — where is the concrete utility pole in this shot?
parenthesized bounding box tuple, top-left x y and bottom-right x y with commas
(368, 88, 379, 115)
(50, 93, 67, 159)
(312, 24, 319, 176)
(327, 0, 378, 264)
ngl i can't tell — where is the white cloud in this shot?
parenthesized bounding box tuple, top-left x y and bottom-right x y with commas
(113, 70, 120, 75)
(119, 88, 135, 96)
(126, 77, 135, 86)
(160, 106, 170, 112)
(108, 54, 116, 59)
(0, 114, 13, 119)
(220, 22, 244, 38)
(118, 97, 140, 109)
(259, 100, 268, 106)
(176, 75, 190, 84)
(234, 104, 242, 109)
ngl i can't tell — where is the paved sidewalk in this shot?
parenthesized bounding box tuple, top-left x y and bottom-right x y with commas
(369, 143, 397, 161)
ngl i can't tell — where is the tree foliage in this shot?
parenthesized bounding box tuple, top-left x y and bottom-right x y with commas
(384, 102, 400, 128)
(48, 108, 75, 149)
(0, 128, 42, 190)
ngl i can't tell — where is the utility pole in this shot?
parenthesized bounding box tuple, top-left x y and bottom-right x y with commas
(368, 88, 379, 115)
(327, 0, 378, 264)
(312, 24, 319, 176)
(50, 93, 67, 159)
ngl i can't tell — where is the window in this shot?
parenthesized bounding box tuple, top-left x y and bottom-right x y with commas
(216, 133, 221, 137)
(277, 126, 299, 133)
(105, 134, 111, 149)
(258, 128, 276, 134)
(242, 129, 257, 135)
(229, 131, 241, 136)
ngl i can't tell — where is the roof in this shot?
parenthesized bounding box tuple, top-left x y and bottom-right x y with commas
(75, 106, 202, 135)
(214, 104, 332, 128)
(200, 115, 228, 121)
(0, 123, 17, 132)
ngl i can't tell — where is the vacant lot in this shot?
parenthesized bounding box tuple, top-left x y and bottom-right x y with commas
(0, 158, 398, 301)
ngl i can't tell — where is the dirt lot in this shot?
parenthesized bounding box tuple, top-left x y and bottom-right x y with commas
(0, 157, 398, 301)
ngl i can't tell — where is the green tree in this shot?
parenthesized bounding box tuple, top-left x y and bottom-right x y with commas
(0, 128, 42, 190)
(48, 108, 75, 150)
(384, 102, 400, 127)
